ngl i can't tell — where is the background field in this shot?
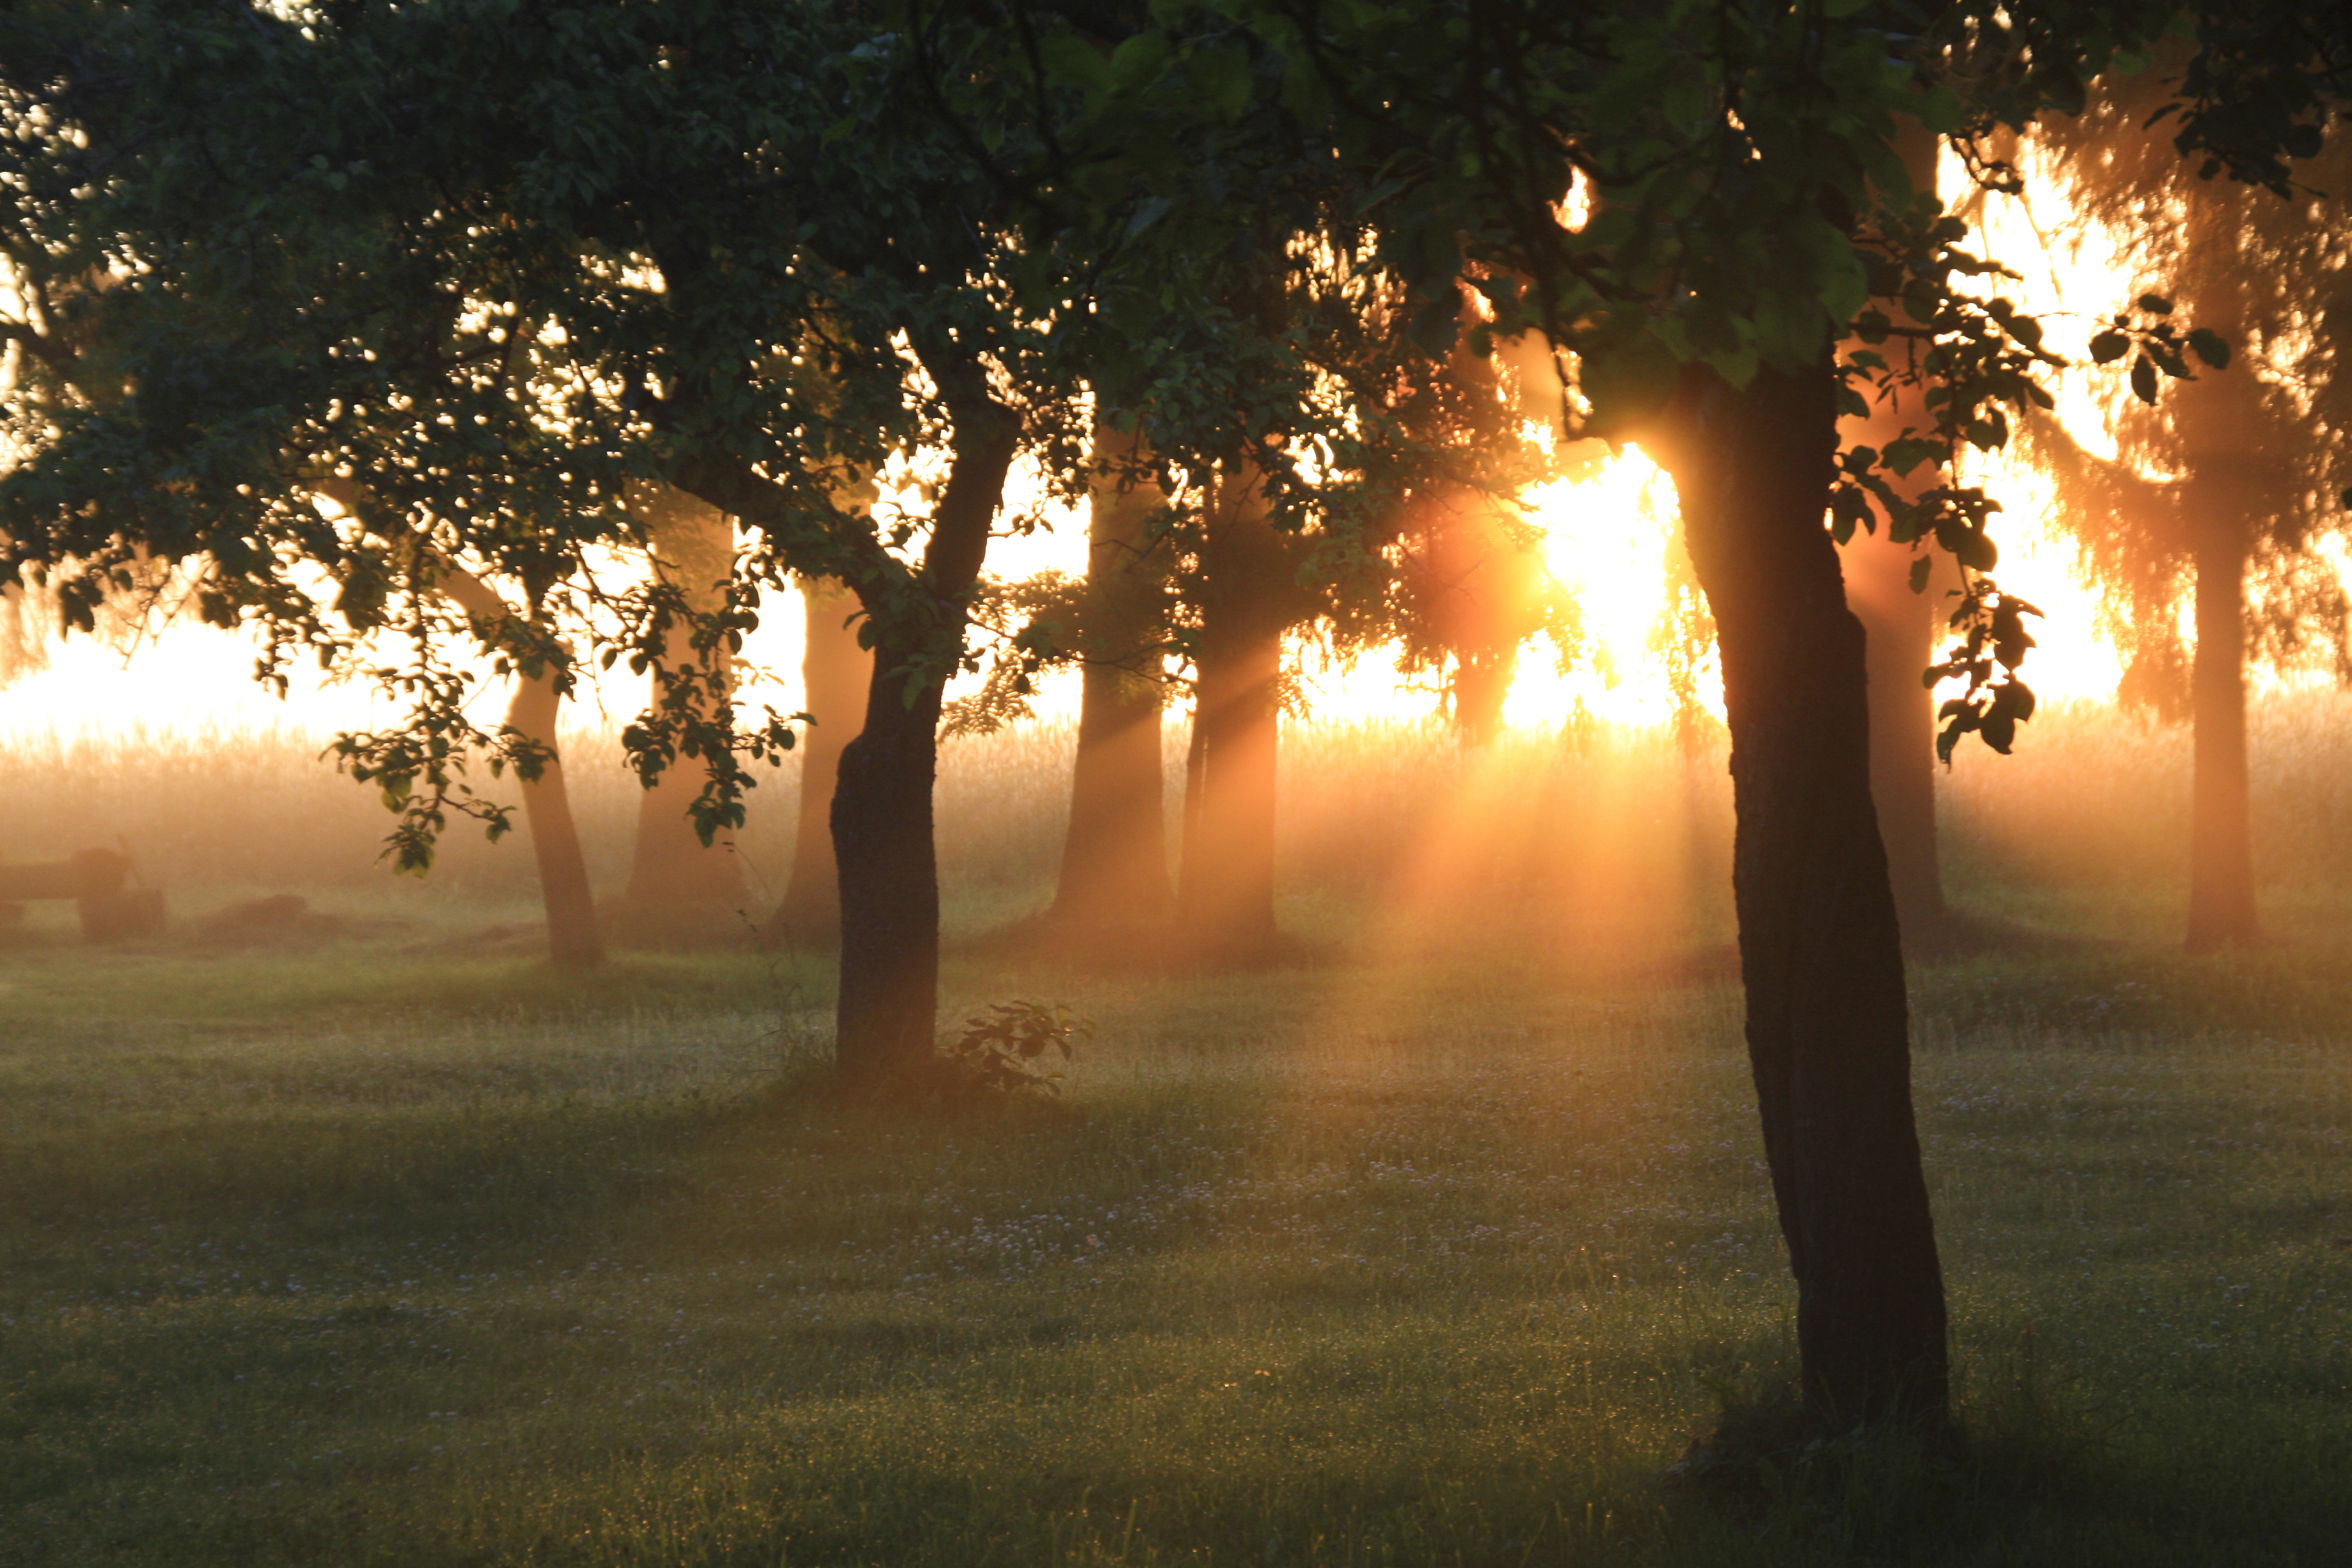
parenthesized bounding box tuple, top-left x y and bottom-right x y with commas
(4, 696, 2351, 1565)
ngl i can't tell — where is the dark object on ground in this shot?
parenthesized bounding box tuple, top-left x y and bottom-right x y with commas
(0, 847, 166, 941)
(197, 895, 405, 948)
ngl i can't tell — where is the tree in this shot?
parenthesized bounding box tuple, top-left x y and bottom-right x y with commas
(1047, 422, 1177, 952)
(769, 572, 874, 949)
(1836, 121, 1960, 947)
(1206, 0, 2348, 1424)
(614, 488, 751, 946)
(2003, 66, 2352, 950)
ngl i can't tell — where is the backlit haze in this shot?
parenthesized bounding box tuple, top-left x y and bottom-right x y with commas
(6, 142, 2312, 750)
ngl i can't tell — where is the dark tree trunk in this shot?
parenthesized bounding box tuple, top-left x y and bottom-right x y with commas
(2185, 467, 2257, 952)
(620, 490, 747, 942)
(505, 667, 605, 969)
(1651, 361, 1950, 1425)
(1051, 423, 1173, 944)
(830, 378, 1020, 1087)
(1451, 643, 1518, 747)
(769, 576, 872, 948)
(831, 637, 949, 1086)
(1175, 465, 1284, 965)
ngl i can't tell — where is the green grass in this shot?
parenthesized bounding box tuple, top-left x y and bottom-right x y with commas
(6, 906, 2351, 1566)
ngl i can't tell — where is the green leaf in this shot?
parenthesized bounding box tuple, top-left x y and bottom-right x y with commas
(1909, 556, 1933, 595)
(1194, 45, 1254, 120)
(1039, 31, 1113, 97)
(2088, 330, 2129, 364)
(1108, 30, 1172, 89)
(2136, 293, 2173, 315)
(2129, 355, 2159, 405)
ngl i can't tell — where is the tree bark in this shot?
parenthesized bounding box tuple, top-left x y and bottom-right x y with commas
(1650, 361, 1949, 1425)
(2185, 465, 2258, 951)
(1051, 422, 1174, 944)
(830, 373, 1021, 1087)
(769, 575, 872, 948)
(1175, 462, 1286, 965)
(502, 662, 605, 968)
(619, 488, 748, 941)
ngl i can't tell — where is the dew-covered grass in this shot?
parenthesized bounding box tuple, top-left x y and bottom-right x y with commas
(7, 698, 2352, 1562)
(5, 921, 2351, 1566)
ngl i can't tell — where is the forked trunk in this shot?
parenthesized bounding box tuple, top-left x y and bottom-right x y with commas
(1652, 361, 1949, 1425)
(620, 489, 747, 942)
(771, 576, 872, 948)
(2185, 465, 2257, 952)
(830, 379, 1020, 1086)
(1175, 463, 1284, 965)
(1052, 423, 1174, 944)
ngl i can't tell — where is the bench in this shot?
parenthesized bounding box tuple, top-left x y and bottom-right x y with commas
(0, 847, 167, 940)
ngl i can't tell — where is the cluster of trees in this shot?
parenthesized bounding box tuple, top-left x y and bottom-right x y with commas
(4, 0, 2345, 1429)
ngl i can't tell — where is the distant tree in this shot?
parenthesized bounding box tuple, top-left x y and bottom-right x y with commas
(1836, 121, 1962, 948)
(2008, 64, 2352, 950)
(1046, 420, 1178, 954)
(613, 490, 750, 946)
(769, 571, 874, 950)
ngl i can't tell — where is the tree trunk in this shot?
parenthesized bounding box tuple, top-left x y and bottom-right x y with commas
(503, 663, 605, 968)
(1841, 533, 1947, 936)
(394, 521, 604, 971)
(769, 575, 872, 948)
(1050, 422, 1174, 945)
(620, 489, 748, 943)
(830, 378, 1021, 1087)
(2185, 466, 2257, 951)
(1451, 644, 1519, 747)
(1651, 361, 1950, 1425)
(1175, 462, 1285, 965)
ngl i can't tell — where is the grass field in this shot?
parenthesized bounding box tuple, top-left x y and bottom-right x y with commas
(4, 699, 2352, 1564)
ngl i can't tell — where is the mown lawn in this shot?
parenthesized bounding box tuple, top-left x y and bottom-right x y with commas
(4, 911, 2350, 1566)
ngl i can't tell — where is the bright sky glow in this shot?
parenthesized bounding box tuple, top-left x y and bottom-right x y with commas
(8, 143, 2338, 747)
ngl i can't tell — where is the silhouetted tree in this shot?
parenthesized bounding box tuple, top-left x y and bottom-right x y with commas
(2011, 66, 2352, 950)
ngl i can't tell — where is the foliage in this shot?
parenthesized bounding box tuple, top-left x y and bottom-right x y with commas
(939, 997, 1093, 1098)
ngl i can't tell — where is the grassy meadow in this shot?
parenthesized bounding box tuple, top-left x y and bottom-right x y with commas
(4, 695, 2352, 1564)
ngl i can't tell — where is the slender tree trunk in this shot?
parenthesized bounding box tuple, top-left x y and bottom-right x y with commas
(396, 521, 604, 971)
(1051, 422, 1174, 943)
(769, 576, 872, 948)
(621, 489, 747, 941)
(1651, 361, 1949, 1424)
(1841, 535, 1946, 934)
(2185, 467, 2257, 951)
(1175, 463, 1284, 965)
(830, 378, 1020, 1087)
(503, 665, 605, 968)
